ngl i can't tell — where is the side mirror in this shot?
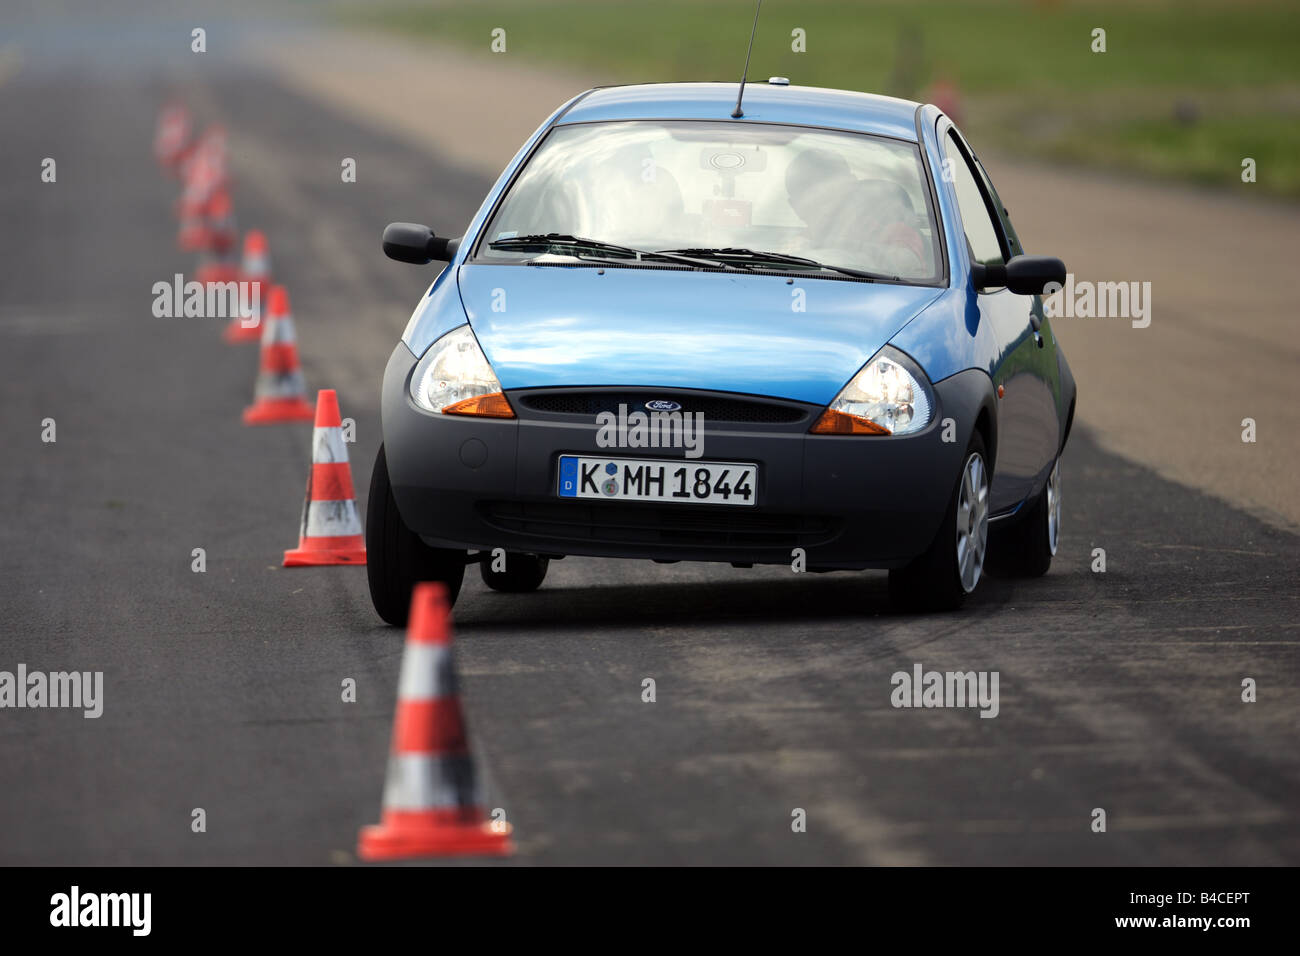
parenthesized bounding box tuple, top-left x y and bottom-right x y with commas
(382, 222, 460, 264)
(972, 255, 1066, 295)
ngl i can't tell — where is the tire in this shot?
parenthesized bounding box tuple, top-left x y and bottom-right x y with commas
(479, 552, 550, 592)
(987, 456, 1060, 579)
(366, 444, 466, 626)
(888, 432, 989, 612)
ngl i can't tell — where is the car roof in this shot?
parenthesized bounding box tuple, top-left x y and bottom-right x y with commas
(556, 82, 922, 142)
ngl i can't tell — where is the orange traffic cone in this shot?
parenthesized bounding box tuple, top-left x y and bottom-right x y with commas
(176, 175, 212, 251)
(195, 247, 240, 287)
(242, 285, 315, 425)
(206, 190, 238, 252)
(195, 191, 240, 284)
(223, 230, 271, 344)
(358, 583, 514, 860)
(183, 124, 228, 194)
(283, 390, 367, 566)
(174, 127, 223, 228)
(153, 103, 192, 174)
(925, 75, 965, 127)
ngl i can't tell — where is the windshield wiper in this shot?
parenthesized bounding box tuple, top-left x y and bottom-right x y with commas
(488, 234, 732, 270)
(658, 247, 898, 282)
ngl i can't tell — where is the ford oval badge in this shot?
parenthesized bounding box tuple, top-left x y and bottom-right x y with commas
(645, 400, 682, 412)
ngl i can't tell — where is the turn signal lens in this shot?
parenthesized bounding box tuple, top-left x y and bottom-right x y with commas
(441, 391, 515, 418)
(810, 409, 892, 435)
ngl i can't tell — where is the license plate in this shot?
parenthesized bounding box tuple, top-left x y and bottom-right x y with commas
(557, 455, 758, 506)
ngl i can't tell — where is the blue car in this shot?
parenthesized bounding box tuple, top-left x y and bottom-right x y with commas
(368, 81, 1075, 624)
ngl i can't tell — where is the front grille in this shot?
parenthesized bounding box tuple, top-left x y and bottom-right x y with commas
(479, 500, 840, 550)
(520, 391, 808, 425)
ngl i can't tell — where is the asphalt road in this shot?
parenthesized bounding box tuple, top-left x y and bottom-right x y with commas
(1, 22, 1298, 866)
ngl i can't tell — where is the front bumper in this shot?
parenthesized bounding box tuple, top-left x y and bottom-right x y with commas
(381, 343, 994, 569)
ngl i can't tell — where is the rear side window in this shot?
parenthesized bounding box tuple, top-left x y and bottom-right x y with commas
(942, 130, 1005, 267)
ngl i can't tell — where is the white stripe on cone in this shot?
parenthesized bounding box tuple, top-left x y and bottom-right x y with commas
(396, 645, 458, 701)
(254, 369, 307, 401)
(304, 499, 363, 538)
(312, 426, 348, 464)
(260, 313, 296, 346)
(381, 753, 478, 811)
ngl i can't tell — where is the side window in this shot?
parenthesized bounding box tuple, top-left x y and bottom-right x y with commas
(942, 130, 1005, 267)
(973, 156, 1023, 257)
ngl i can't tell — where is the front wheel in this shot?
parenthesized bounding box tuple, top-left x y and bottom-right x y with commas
(366, 445, 466, 626)
(888, 432, 989, 612)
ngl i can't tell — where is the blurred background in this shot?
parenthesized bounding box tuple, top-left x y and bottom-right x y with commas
(345, 0, 1300, 196)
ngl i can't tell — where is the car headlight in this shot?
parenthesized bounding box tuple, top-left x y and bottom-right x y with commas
(410, 325, 515, 418)
(810, 346, 933, 436)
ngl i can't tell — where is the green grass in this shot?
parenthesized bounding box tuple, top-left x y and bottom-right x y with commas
(1035, 106, 1300, 194)
(341, 0, 1300, 195)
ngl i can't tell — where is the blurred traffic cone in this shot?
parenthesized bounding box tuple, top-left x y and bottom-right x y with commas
(242, 285, 315, 425)
(176, 178, 211, 251)
(195, 247, 241, 286)
(153, 103, 192, 175)
(174, 126, 224, 224)
(195, 191, 239, 283)
(283, 390, 366, 566)
(223, 230, 271, 344)
(925, 74, 964, 127)
(358, 583, 514, 860)
(184, 124, 228, 193)
(206, 190, 238, 252)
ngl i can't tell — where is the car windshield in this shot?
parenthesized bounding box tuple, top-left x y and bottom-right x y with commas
(476, 120, 942, 283)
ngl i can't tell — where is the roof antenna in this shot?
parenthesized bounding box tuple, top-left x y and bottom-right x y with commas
(731, 0, 763, 118)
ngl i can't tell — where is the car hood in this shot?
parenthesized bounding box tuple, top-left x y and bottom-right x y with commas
(457, 263, 943, 406)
